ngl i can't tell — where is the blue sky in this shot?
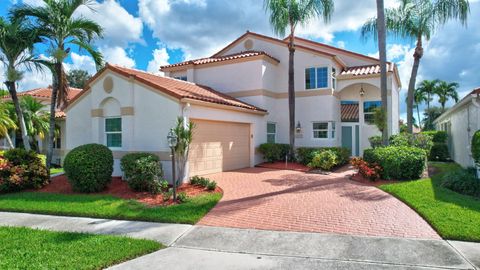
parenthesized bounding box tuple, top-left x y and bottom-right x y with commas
(1, 0, 480, 121)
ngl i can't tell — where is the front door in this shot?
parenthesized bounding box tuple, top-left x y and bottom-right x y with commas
(342, 125, 360, 156)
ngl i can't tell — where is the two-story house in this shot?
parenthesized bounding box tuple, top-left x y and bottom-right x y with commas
(64, 31, 401, 181)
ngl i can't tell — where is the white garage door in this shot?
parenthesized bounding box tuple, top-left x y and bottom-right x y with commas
(188, 119, 250, 176)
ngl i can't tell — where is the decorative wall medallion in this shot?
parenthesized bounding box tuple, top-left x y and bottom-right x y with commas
(103, 76, 113, 93)
(244, 39, 254, 50)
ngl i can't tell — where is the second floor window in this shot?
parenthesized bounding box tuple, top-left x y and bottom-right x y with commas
(174, 76, 187, 81)
(305, 67, 328, 89)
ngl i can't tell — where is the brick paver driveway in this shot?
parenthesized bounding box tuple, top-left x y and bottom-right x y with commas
(199, 167, 440, 239)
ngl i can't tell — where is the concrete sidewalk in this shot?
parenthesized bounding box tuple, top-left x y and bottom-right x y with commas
(0, 212, 478, 269)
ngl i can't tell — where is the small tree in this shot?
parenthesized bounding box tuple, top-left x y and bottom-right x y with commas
(67, 69, 91, 88)
(173, 117, 194, 184)
(373, 107, 387, 135)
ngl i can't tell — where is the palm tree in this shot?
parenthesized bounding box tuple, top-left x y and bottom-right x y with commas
(417, 79, 439, 113)
(20, 96, 50, 149)
(0, 101, 17, 149)
(436, 81, 459, 111)
(376, 0, 388, 145)
(13, 0, 103, 173)
(264, 0, 334, 157)
(412, 87, 428, 129)
(362, 0, 470, 133)
(0, 17, 44, 151)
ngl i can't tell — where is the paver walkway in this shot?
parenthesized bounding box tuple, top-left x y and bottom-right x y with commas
(199, 167, 440, 239)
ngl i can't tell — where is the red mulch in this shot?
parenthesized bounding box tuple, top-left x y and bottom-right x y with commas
(37, 175, 222, 206)
(349, 173, 399, 187)
(256, 162, 311, 172)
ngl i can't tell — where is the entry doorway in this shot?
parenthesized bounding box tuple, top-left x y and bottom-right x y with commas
(341, 124, 360, 156)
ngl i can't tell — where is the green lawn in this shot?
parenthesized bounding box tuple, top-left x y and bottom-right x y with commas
(0, 226, 161, 270)
(50, 167, 64, 175)
(0, 192, 222, 224)
(380, 162, 480, 242)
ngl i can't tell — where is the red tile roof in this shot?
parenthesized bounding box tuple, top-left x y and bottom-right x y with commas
(340, 63, 395, 77)
(71, 64, 266, 113)
(160, 51, 279, 70)
(341, 103, 359, 122)
(15, 86, 83, 101)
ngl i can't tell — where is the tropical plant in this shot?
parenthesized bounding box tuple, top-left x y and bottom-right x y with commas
(373, 107, 387, 133)
(0, 101, 17, 148)
(67, 69, 91, 88)
(362, 0, 470, 133)
(416, 79, 440, 128)
(264, 0, 334, 157)
(13, 0, 104, 174)
(20, 96, 50, 147)
(436, 81, 459, 111)
(0, 17, 44, 151)
(412, 85, 428, 129)
(422, 106, 443, 130)
(173, 117, 194, 184)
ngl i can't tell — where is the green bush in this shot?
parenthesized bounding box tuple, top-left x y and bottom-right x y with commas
(308, 150, 338, 171)
(206, 181, 217, 191)
(472, 130, 480, 165)
(190, 175, 211, 188)
(389, 133, 433, 154)
(429, 143, 450, 161)
(296, 147, 350, 166)
(258, 143, 290, 163)
(442, 168, 480, 198)
(120, 153, 163, 193)
(177, 192, 189, 203)
(0, 149, 48, 192)
(368, 136, 383, 148)
(63, 144, 113, 193)
(363, 146, 427, 180)
(422, 131, 448, 143)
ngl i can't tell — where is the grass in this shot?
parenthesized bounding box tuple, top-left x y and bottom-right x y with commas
(380, 162, 480, 242)
(50, 167, 64, 175)
(0, 226, 161, 270)
(0, 192, 222, 224)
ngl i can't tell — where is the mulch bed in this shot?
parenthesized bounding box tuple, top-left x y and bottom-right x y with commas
(256, 162, 311, 172)
(36, 175, 221, 206)
(349, 173, 399, 187)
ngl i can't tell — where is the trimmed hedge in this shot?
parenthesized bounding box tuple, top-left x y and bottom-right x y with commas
(442, 168, 480, 198)
(308, 150, 338, 171)
(0, 149, 48, 192)
(472, 130, 480, 165)
(389, 133, 434, 154)
(120, 153, 163, 193)
(297, 147, 350, 166)
(64, 144, 114, 193)
(430, 143, 450, 161)
(421, 131, 447, 143)
(364, 146, 427, 180)
(258, 143, 290, 163)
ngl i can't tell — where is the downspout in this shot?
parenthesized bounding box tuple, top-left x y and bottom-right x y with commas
(181, 103, 191, 183)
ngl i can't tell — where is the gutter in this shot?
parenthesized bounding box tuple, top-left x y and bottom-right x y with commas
(180, 98, 268, 116)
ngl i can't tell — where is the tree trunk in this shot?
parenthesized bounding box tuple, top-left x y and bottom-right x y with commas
(417, 105, 422, 130)
(407, 36, 423, 134)
(288, 41, 296, 159)
(46, 62, 62, 176)
(376, 0, 389, 145)
(4, 81, 31, 151)
(5, 132, 14, 149)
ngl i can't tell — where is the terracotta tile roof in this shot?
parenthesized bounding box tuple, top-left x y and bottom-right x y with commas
(340, 63, 395, 77)
(160, 50, 280, 70)
(15, 86, 83, 100)
(72, 64, 267, 113)
(341, 103, 359, 122)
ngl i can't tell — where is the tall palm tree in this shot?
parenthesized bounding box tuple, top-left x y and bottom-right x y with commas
(0, 17, 44, 151)
(13, 0, 103, 173)
(376, 0, 388, 145)
(0, 101, 17, 149)
(416, 79, 439, 128)
(362, 0, 469, 133)
(436, 81, 459, 111)
(264, 0, 334, 157)
(412, 86, 428, 129)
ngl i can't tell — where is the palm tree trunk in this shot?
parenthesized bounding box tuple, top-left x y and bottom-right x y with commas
(407, 36, 423, 134)
(416, 105, 422, 130)
(5, 132, 14, 149)
(46, 62, 62, 176)
(4, 81, 31, 151)
(288, 35, 296, 159)
(376, 0, 388, 145)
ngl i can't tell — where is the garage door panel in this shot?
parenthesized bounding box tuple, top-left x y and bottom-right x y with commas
(189, 120, 250, 176)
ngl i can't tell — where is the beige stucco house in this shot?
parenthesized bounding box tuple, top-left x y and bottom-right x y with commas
(64, 31, 402, 181)
(434, 87, 480, 168)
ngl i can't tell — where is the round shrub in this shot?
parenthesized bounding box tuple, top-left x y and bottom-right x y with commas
(422, 131, 448, 143)
(64, 144, 113, 193)
(368, 136, 382, 148)
(121, 153, 163, 193)
(442, 168, 480, 198)
(308, 150, 338, 171)
(363, 146, 427, 180)
(258, 143, 290, 163)
(0, 149, 48, 192)
(429, 143, 450, 161)
(389, 133, 433, 154)
(297, 147, 350, 166)
(471, 130, 480, 165)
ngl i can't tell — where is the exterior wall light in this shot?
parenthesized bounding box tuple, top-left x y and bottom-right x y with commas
(296, 121, 302, 133)
(360, 84, 365, 97)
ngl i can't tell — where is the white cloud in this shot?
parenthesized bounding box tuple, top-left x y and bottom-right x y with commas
(65, 53, 97, 75)
(336, 41, 346, 49)
(147, 48, 170, 74)
(101, 46, 135, 68)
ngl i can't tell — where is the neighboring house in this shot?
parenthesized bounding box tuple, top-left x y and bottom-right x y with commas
(1, 86, 83, 165)
(65, 31, 402, 180)
(434, 87, 480, 168)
